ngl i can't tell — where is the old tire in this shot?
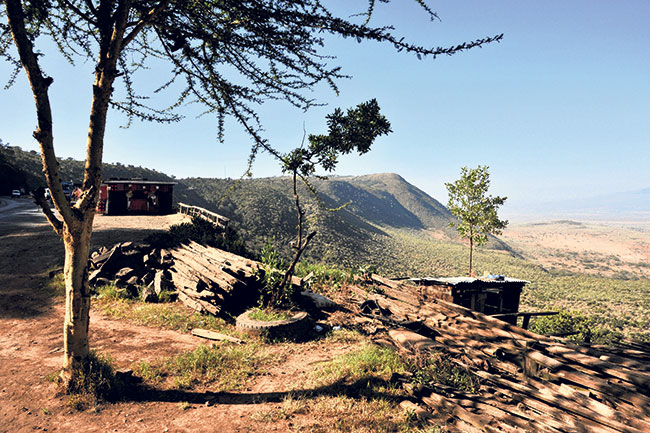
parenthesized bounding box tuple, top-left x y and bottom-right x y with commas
(236, 310, 312, 341)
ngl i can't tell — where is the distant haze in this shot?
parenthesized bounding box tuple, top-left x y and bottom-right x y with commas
(502, 187, 650, 222)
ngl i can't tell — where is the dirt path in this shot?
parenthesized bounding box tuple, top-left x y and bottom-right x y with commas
(0, 202, 347, 433)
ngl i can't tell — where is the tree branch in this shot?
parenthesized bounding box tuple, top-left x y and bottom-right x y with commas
(32, 187, 63, 237)
(122, 0, 171, 48)
(60, 0, 98, 25)
(4, 0, 75, 226)
(82, 0, 131, 193)
(73, 185, 97, 213)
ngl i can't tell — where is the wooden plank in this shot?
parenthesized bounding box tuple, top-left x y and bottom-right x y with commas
(191, 328, 244, 344)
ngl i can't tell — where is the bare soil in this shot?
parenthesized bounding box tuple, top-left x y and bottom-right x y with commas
(0, 199, 357, 433)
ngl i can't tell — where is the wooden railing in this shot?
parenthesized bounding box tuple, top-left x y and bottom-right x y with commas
(178, 203, 230, 229)
(490, 311, 558, 330)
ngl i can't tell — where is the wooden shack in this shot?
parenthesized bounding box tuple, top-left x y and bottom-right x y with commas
(96, 179, 176, 215)
(409, 276, 528, 325)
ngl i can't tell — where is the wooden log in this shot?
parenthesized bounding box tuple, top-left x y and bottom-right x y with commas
(173, 247, 241, 289)
(191, 328, 244, 344)
(177, 290, 219, 315)
(422, 391, 499, 432)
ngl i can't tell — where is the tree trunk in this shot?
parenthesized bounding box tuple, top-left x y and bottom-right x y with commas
(60, 218, 94, 385)
(469, 236, 474, 277)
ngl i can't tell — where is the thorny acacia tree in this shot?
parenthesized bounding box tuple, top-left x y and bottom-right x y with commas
(1, 0, 502, 387)
(445, 165, 508, 276)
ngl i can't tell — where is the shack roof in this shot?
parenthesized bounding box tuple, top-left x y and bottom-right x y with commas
(102, 179, 177, 185)
(409, 277, 529, 286)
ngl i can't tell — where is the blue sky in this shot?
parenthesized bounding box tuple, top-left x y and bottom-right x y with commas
(2, 1, 649, 216)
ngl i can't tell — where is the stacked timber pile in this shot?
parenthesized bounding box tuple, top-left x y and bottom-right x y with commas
(169, 241, 260, 317)
(347, 274, 650, 433)
(89, 240, 262, 317)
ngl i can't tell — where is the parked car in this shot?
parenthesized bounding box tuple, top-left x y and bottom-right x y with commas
(11, 190, 21, 198)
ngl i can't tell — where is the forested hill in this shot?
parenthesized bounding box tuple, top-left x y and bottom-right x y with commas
(178, 174, 511, 263)
(2, 145, 511, 265)
(0, 145, 176, 194)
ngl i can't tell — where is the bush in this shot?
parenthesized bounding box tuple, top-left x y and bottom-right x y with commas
(145, 216, 250, 257)
(529, 311, 624, 345)
(257, 238, 296, 309)
(295, 262, 356, 293)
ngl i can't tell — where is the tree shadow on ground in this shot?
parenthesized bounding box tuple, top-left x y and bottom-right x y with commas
(0, 223, 170, 320)
(119, 376, 401, 406)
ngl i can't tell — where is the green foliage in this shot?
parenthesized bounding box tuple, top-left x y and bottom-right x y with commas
(257, 238, 295, 309)
(133, 343, 270, 390)
(46, 272, 66, 297)
(529, 311, 624, 345)
(94, 282, 140, 301)
(0, 145, 176, 192)
(295, 262, 356, 293)
(145, 216, 250, 258)
(282, 99, 392, 177)
(445, 165, 508, 274)
(410, 351, 480, 393)
(275, 100, 392, 302)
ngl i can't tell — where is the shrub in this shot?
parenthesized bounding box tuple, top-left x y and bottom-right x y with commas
(145, 216, 251, 257)
(256, 238, 296, 309)
(529, 311, 624, 345)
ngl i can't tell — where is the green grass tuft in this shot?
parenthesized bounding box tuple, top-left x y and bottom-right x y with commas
(313, 344, 406, 389)
(94, 297, 232, 333)
(248, 308, 293, 322)
(410, 351, 480, 394)
(133, 343, 273, 390)
(51, 351, 124, 410)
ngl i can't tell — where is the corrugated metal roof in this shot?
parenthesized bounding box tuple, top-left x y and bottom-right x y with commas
(410, 277, 529, 285)
(102, 179, 177, 185)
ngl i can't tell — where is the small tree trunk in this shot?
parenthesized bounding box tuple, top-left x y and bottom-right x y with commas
(468, 237, 474, 277)
(60, 216, 94, 387)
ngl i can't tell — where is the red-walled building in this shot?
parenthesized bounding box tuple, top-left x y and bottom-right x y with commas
(96, 179, 176, 215)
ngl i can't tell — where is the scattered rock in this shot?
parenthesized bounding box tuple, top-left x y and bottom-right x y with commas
(141, 285, 157, 303)
(115, 267, 137, 281)
(153, 270, 173, 295)
(300, 291, 338, 309)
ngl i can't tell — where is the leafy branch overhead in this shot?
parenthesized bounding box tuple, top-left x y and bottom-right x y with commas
(282, 99, 391, 177)
(1, 0, 502, 141)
